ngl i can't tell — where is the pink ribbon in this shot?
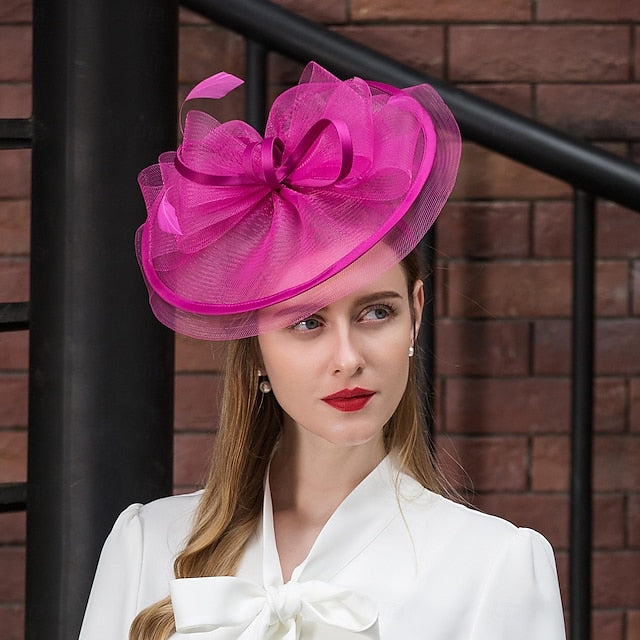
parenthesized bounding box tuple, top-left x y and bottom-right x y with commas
(172, 71, 353, 190)
(174, 117, 353, 189)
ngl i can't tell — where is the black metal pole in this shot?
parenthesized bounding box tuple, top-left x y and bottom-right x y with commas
(27, 1, 177, 638)
(245, 40, 267, 131)
(569, 189, 595, 640)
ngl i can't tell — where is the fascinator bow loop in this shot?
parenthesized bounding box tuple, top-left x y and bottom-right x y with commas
(174, 116, 354, 190)
(171, 576, 378, 639)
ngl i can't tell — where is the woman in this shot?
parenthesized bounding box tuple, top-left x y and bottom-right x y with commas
(79, 62, 565, 639)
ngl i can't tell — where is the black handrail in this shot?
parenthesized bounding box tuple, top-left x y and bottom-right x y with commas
(0, 482, 27, 513)
(182, 0, 640, 213)
(0, 118, 33, 149)
(0, 302, 29, 332)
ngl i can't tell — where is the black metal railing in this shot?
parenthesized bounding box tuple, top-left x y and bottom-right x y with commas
(0, 302, 29, 333)
(182, 4, 640, 640)
(0, 118, 32, 149)
(1, 0, 638, 638)
(0, 482, 27, 513)
(183, 0, 640, 212)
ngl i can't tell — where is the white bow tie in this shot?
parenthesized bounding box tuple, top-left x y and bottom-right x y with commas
(171, 576, 378, 639)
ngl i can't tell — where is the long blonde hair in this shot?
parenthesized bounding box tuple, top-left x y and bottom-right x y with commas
(129, 250, 442, 639)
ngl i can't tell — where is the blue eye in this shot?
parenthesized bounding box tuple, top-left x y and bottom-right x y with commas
(362, 305, 393, 322)
(290, 317, 322, 332)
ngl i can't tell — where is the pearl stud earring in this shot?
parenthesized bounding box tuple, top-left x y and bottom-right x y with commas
(257, 370, 272, 393)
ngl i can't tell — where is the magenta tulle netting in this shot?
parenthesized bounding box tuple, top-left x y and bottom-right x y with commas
(136, 62, 461, 340)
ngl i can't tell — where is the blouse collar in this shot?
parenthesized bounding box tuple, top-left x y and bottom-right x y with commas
(262, 454, 408, 585)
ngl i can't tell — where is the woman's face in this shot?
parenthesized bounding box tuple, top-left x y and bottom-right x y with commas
(258, 263, 424, 452)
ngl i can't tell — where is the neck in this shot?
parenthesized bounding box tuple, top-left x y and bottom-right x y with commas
(269, 420, 386, 522)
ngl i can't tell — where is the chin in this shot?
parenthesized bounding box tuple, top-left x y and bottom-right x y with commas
(318, 422, 386, 449)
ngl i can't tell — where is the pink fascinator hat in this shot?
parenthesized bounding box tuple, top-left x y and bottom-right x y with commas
(136, 62, 461, 340)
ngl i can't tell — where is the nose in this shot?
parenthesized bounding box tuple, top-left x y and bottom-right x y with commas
(329, 324, 364, 377)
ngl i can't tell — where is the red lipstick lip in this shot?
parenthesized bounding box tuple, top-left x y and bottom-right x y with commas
(322, 387, 375, 401)
(321, 388, 375, 412)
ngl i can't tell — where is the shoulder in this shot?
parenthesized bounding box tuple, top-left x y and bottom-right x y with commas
(424, 492, 523, 540)
(137, 489, 203, 546)
(135, 489, 203, 528)
(98, 490, 205, 612)
(395, 474, 555, 565)
(396, 480, 563, 612)
(432, 494, 556, 568)
(105, 490, 204, 559)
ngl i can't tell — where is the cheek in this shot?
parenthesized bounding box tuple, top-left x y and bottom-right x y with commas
(389, 353, 411, 397)
(374, 334, 412, 392)
(263, 362, 316, 426)
(367, 331, 410, 367)
(260, 347, 310, 403)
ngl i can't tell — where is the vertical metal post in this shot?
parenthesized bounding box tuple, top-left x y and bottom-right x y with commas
(569, 189, 595, 640)
(245, 40, 267, 130)
(27, 1, 177, 638)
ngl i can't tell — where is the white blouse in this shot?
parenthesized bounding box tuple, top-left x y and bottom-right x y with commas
(79, 457, 566, 639)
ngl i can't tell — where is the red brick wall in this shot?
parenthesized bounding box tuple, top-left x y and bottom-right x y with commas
(0, 0, 30, 637)
(1, 1, 639, 638)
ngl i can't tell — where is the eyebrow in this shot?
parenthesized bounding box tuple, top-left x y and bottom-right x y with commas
(270, 290, 405, 322)
(352, 290, 405, 306)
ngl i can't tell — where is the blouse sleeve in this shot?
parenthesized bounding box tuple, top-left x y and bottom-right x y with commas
(78, 503, 144, 640)
(471, 528, 566, 639)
